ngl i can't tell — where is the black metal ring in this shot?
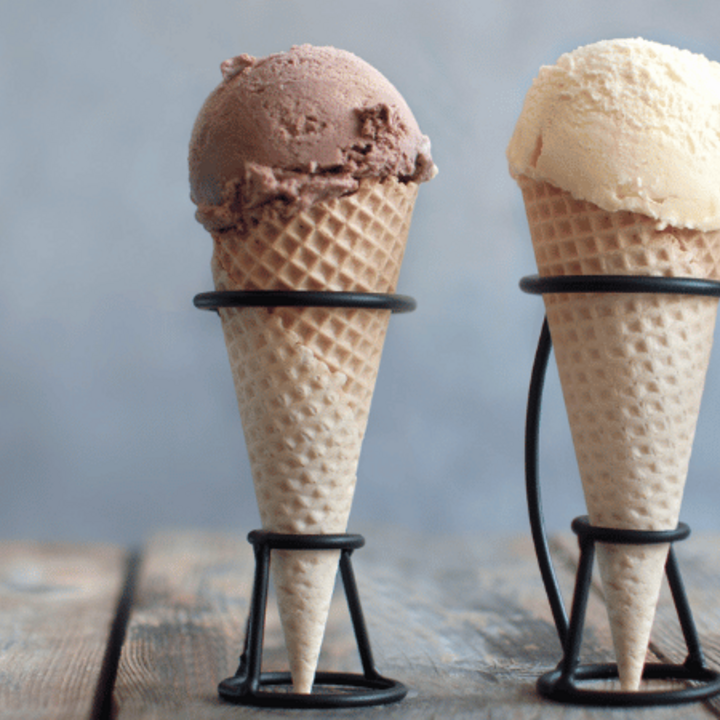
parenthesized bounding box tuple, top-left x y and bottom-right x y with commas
(193, 290, 416, 313)
(247, 529, 365, 551)
(219, 671, 407, 709)
(571, 517, 691, 545)
(538, 662, 720, 707)
(520, 274, 720, 297)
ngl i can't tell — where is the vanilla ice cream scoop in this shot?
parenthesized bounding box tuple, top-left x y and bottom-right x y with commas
(507, 38, 720, 231)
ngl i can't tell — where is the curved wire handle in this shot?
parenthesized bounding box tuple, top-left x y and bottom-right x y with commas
(524, 318, 570, 645)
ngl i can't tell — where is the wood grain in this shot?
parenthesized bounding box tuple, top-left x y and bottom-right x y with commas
(0, 541, 128, 720)
(112, 531, 255, 719)
(112, 527, 718, 718)
(3, 528, 718, 718)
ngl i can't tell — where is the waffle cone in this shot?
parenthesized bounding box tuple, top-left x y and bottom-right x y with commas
(519, 176, 720, 690)
(212, 177, 418, 692)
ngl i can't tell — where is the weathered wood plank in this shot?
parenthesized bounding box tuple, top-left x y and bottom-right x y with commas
(112, 531, 254, 720)
(0, 541, 129, 720)
(113, 527, 716, 718)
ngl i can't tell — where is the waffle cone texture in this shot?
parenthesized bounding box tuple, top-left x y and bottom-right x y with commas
(519, 175, 720, 690)
(212, 177, 418, 692)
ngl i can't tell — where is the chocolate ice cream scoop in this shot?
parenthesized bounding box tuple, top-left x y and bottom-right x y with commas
(189, 44, 435, 231)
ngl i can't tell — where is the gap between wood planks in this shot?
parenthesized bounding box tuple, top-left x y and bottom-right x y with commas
(89, 548, 142, 720)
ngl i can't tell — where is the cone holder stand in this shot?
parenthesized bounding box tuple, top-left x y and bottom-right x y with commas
(194, 289, 414, 709)
(520, 274, 720, 706)
(216, 531, 407, 709)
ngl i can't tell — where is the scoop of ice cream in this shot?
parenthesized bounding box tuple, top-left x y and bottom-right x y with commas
(507, 38, 720, 231)
(190, 44, 435, 232)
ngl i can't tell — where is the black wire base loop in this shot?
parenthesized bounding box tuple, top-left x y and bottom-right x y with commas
(194, 290, 417, 313)
(217, 531, 407, 709)
(538, 661, 720, 708)
(521, 273, 720, 706)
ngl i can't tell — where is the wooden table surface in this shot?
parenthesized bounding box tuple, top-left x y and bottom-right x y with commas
(2, 526, 720, 719)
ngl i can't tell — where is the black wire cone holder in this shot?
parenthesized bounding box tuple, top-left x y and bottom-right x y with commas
(521, 274, 720, 706)
(194, 289, 414, 708)
(217, 531, 407, 709)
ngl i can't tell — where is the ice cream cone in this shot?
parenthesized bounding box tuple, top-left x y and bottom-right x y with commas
(519, 175, 720, 689)
(212, 176, 418, 692)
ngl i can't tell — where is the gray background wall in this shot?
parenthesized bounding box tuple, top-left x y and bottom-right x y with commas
(3, 0, 720, 544)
